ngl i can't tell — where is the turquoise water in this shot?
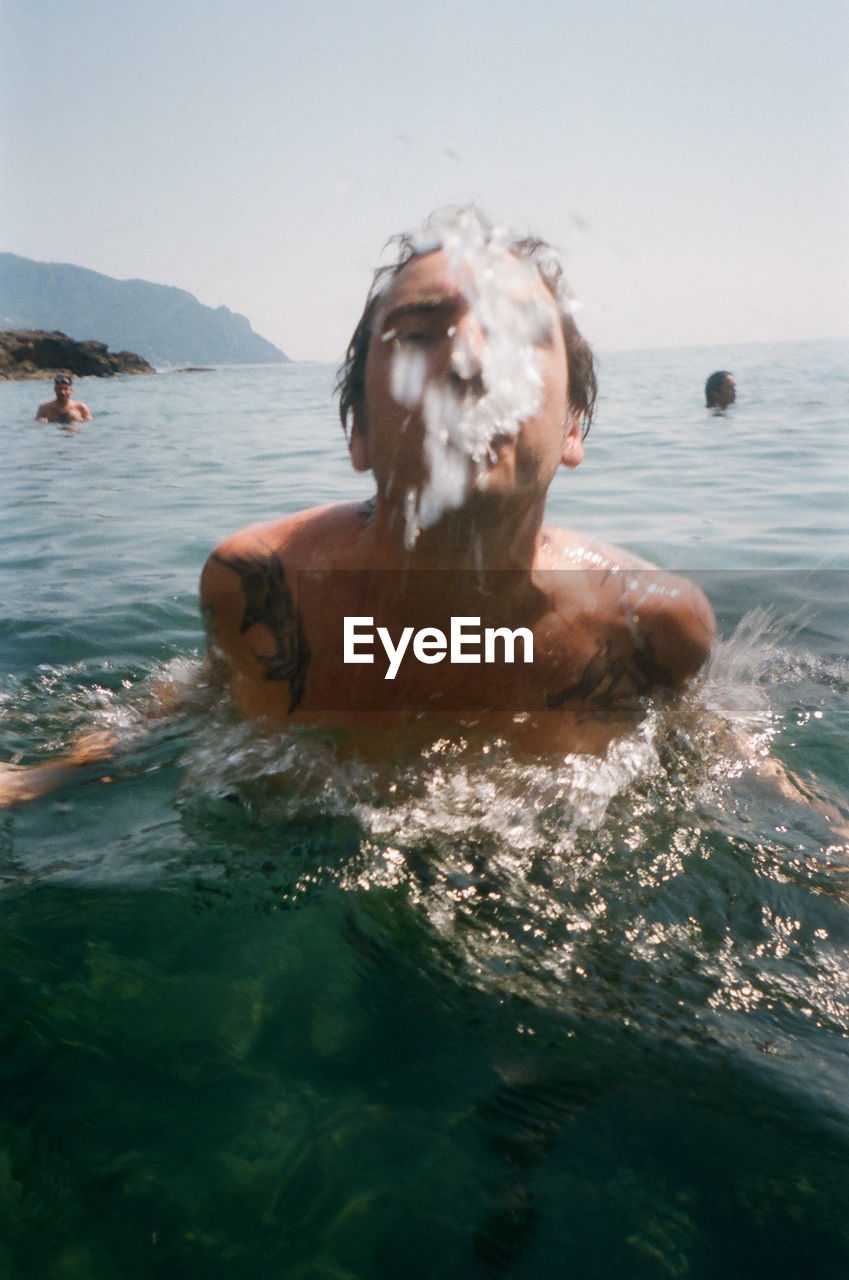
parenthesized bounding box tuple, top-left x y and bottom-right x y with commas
(1, 341, 848, 1277)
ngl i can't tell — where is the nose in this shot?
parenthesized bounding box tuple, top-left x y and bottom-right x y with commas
(447, 310, 486, 397)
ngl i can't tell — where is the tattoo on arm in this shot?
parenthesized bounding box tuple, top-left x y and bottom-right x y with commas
(212, 550, 311, 713)
(545, 636, 669, 711)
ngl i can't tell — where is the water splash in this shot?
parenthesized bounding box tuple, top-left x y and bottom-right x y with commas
(387, 209, 559, 548)
(171, 610, 849, 1062)
(165, 607, 847, 849)
(3, 614, 848, 1105)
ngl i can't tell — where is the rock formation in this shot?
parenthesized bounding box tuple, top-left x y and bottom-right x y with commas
(0, 330, 155, 380)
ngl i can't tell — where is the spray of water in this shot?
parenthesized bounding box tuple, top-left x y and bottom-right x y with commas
(4, 616, 848, 1081)
(384, 209, 559, 548)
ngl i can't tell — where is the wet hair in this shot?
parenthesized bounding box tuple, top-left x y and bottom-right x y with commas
(705, 370, 734, 407)
(336, 211, 598, 441)
(54, 374, 73, 387)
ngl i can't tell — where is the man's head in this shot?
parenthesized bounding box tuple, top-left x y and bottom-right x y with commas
(336, 210, 597, 544)
(705, 370, 736, 409)
(337, 209, 597, 447)
(54, 374, 73, 401)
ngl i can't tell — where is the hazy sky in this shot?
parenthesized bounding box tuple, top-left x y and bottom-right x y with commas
(2, 0, 847, 361)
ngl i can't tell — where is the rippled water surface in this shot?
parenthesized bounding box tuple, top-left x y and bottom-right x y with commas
(1, 342, 848, 1278)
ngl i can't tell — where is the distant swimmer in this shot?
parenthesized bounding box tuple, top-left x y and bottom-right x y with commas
(36, 374, 92, 424)
(705, 370, 736, 411)
(1, 207, 716, 805)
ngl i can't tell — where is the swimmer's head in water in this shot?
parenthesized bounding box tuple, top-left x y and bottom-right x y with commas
(337, 208, 596, 447)
(705, 370, 736, 409)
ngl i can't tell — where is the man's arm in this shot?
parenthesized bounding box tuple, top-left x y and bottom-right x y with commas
(0, 730, 118, 808)
(0, 667, 207, 809)
(624, 571, 716, 689)
(199, 535, 312, 717)
(76, 401, 93, 421)
(543, 532, 714, 691)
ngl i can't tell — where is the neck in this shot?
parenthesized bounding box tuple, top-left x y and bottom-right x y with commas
(367, 489, 548, 572)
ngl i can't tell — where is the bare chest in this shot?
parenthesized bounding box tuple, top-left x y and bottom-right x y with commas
(228, 579, 652, 732)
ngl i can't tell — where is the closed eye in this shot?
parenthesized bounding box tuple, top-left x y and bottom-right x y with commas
(396, 327, 444, 347)
(381, 296, 465, 349)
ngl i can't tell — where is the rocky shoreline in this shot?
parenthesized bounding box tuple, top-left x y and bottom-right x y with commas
(0, 329, 155, 380)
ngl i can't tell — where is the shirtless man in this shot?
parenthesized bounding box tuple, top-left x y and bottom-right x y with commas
(1, 209, 715, 806)
(36, 374, 92, 423)
(200, 211, 715, 754)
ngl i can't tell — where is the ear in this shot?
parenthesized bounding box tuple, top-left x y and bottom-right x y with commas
(348, 413, 371, 472)
(560, 413, 584, 469)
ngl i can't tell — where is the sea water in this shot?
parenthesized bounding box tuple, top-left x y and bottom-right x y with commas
(1, 340, 848, 1278)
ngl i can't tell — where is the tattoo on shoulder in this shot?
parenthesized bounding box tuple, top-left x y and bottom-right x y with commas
(545, 636, 669, 711)
(212, 549, 311, 713)
(358, 496, 376, 523)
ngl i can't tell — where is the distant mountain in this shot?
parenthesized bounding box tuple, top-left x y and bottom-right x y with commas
(0, 253, 289, 368)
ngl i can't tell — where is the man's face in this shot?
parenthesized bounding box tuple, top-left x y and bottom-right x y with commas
(717, 374, 736, 409)
(358, 248, 580, 534)
(55, 379, 72, 404)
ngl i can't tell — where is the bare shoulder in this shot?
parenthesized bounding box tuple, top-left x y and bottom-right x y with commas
(202, 501, 372, 583)
(199, 500, 373, 659)
(540, 524, 655, 571)
(541, 524, 716, 688)
(620, 567, 716, 687)
(202, 506, 324, 614)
